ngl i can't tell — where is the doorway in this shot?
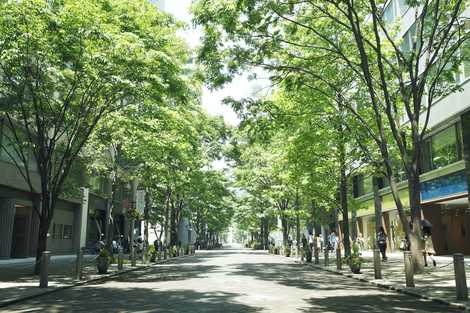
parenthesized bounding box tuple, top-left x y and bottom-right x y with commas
(10, 206, 31, 258)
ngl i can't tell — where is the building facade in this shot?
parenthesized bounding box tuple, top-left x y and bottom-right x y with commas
(0, 118, 135, 258)
(0, 118, 87, 258)
(343, 0, 470, 255)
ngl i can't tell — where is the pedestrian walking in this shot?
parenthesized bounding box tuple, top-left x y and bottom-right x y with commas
(328, 231, 338, 251)
(399, 236, 410, 251)
(422, 219, 437, 267)
(356, 233, 365, 252)
(315, 234, 322, 252)
(301, 234, 308, 261)
(377, 227, 388, 261)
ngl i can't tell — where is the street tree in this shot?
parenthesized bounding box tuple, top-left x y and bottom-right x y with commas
(193, 0, 470, 271)
(0, 0, 186, 272)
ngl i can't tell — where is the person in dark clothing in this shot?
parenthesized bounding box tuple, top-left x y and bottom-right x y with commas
(301, 234, 312, 262)
(377, 226, 388, 261)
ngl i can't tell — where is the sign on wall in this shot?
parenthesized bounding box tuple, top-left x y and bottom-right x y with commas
(421, 171, 468, 202)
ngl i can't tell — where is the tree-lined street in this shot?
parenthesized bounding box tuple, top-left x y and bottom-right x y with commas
(1, 0, 470, 311)
(1, 248, 460, 313)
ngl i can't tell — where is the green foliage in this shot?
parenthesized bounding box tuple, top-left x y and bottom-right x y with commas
(343, 242, 364, 269)
(97, 249, 112, 265)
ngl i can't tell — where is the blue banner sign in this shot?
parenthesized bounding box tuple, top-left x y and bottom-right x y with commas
(421, 171, 468, 202)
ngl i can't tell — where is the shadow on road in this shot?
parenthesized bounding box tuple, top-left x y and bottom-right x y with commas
(228, 261, 459, 312)
(102, 264, 220, 284)
(6, 287, 262, 313)
(300, 293, 456, 313)
(229, 262, 376, 291)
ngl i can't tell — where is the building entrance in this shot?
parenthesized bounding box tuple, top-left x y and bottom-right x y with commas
(10, 205, 31, 258)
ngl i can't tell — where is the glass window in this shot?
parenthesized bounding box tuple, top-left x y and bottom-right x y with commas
(464, 59, 470, 79)
(383, 1, 396, 24)
(52, 223, 63, 240)
(397, 0, 408, 15)
(401, 31, 411, 53)
(456, 122, 463, 159)
(421, 138, 432, 173)
(90, 176, 101, 193)
(354, 175, 373, 197)
(0, 128, 23, 164)
(357, 175, 365, 196)
(63, 225, 73, 240)
(363, 176, 373, 194)
(401, 23, 417, 54)
(0, 125, 37, 170)
(432, 126, 460, 169)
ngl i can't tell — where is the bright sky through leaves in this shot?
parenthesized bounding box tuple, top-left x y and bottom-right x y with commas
(165, 0, 269, 127)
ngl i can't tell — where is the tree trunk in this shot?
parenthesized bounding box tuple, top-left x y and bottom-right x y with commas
(105, 172, 118, 255)
(338, 109, 351, 256)
(295, 190, 301, 251)
(144, 190, 150, 249)
(105, 198, 113, 255)
(281, 217, 289, 248)
(170, 197, 178, 246)
(339, 159, 350, 256)
(279, 199, 289, 248)
(264, 218, 269, 249)
(408, 169, 425, 273)
(34, 218, 49, 274)
(373, 176, 383, 249)
(34, 193, 53, 274)
(351, 209, 357, 241)
(164, 187, 171, 246)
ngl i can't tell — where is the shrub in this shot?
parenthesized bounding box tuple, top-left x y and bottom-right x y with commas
(96, 249, 112, 265)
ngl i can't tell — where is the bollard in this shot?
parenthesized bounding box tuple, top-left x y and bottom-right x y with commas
(75, 247, 84, 280)
(324, 249, 329, 267)
(336, 248, 342, 270)
(453, 253, 468, 300)
(39, 251, 51, 288)
(118, 248, 124, 270)
(373, 249, 382, 279)
(164, 248, 168, 260)
(404, 251, 415, 287)
(131, 249, 136, 267)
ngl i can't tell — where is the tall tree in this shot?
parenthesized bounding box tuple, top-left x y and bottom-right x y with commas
(193, 0, 470, 271)
(0, 0, 186, 273)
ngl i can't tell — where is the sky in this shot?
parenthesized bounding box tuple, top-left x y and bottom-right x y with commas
(164, 0, 270, 127)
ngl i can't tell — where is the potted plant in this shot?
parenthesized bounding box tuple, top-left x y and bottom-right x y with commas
(96, 249, 111, 274)
(344, 242, 363, 274)
(147, 245, 156, 262)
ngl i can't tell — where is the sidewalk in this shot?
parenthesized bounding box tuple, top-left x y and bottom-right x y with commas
(295, 250, 470, 311)
(0, 253, 190, 308)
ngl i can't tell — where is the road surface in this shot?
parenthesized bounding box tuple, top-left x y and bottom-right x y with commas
(2, 247, 458, 312)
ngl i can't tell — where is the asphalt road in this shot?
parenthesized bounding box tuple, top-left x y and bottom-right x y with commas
(1, 247, 459, 312)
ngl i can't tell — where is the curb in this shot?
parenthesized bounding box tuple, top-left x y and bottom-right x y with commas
(0, 254, 195, 309)
(286, 256, 470, 312)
